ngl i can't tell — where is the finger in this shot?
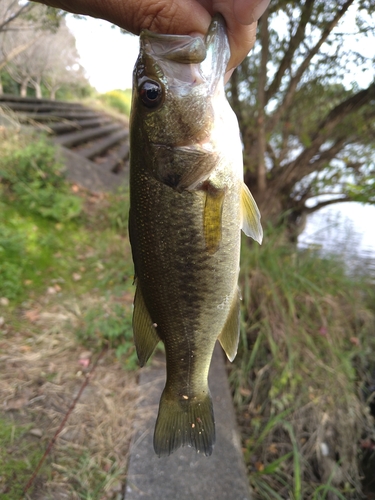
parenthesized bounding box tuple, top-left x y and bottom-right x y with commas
(233, 0, 270, 25)
(34, 0, 212, 36)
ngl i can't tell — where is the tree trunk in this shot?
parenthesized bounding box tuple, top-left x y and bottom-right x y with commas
(0, 75, 3, 95)
(20, 78, 29, 97)
(34, 79, 42, 99)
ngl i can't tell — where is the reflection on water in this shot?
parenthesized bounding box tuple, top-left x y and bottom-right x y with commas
(298, 202, 375, 278)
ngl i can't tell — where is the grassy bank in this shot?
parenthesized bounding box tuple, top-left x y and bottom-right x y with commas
(232, 228, 375, 499)
(0, 129, 138, 499)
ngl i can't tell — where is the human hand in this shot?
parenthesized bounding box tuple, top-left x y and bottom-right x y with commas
(33, 0, 270, 77)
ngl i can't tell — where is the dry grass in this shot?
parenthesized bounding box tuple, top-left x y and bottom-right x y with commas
(231, 235, 375, 499)
(0, 295, 139, 499)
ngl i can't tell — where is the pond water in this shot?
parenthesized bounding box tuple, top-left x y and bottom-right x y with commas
(298, 202, 375, 279)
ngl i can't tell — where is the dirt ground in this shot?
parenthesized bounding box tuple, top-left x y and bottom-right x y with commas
(0, 294, 140, 499)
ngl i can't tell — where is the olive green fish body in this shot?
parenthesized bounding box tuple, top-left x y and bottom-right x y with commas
(129, 15, 262, 456)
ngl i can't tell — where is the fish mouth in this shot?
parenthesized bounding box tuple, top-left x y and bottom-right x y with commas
(139, 14, 230, 93)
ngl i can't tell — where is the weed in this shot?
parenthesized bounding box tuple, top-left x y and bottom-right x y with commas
(231, 226, 375, 499)
(77, 303, 138, 370)
(0, 416, 49, 499)
(0, 132, 82, 222)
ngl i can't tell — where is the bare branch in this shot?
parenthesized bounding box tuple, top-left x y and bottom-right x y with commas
(276, 83, 375, 187)
(265, 0, 315, 103)
(305, 196, 352, 214)
(266, 0, 355, 134)
(0, 3, 33, 33)
(0, 35, 41, 71)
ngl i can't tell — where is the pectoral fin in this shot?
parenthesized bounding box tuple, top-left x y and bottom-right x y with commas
(133, 285, 160, 367)
(151, 144, 216, 192)
(218, 288, 241, 362)
(241, 183, 263, 244)
(203, 188, 225, 254)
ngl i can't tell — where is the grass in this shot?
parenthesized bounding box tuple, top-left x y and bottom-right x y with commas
(231, 226, 375, 499)
(0, 417, 47, 499)
(0, 129, 138, 498)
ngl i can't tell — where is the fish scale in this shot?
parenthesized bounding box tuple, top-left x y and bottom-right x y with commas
(129, 14, 262, 456)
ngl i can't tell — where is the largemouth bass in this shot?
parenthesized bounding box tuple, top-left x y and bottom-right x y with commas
(129, 14, 262, 457)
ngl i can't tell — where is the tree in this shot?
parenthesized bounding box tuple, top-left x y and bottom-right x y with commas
(228, 0, 375, 238)
(41, 24, 88, 99)
(0, 1, 64, 76)
(6, 19, 87, 99)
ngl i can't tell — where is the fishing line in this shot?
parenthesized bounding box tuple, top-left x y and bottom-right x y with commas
(22, 348, 107, 497)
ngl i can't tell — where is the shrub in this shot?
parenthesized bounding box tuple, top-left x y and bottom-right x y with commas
(98, 89, 132, 116)
(0, 133, 82, 222)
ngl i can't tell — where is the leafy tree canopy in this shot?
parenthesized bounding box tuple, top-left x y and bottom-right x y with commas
(228, 0, 375, 236)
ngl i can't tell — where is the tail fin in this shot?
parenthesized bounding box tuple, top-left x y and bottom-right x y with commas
(153, 390, 215, 457)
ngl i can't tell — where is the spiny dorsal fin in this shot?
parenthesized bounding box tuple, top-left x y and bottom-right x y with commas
(241, 183, 263, 244)
(133, 285, 160, 367)
(203, 189, 225, 254)
(218, 288, 241, 362)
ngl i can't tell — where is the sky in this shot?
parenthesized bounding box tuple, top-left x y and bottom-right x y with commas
(66, 15, 139, 93)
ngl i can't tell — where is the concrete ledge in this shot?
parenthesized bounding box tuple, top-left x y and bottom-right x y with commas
(125, 344, 251, 500)
(59, 146, 127, 192)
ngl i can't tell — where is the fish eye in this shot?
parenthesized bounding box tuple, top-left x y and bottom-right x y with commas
(139, 80, 163, 108)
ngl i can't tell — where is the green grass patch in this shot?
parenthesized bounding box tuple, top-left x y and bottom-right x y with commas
(0, 416, 48, 499)
(0, 130, 133, 305)
(77, 303, 138, 370)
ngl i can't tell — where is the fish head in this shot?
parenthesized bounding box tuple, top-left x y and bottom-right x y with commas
(130, 14, 230, 148)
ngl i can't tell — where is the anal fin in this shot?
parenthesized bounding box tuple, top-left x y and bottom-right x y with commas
(218, 288, 241, 362)
(133, 285, 160, 367)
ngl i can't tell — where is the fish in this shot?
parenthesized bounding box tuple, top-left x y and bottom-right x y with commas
(129, 13, 262, 457)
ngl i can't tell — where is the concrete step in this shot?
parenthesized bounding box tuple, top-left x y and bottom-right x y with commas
(78, 129, 129, 159)
(59, 146, 128, 192)
(125, 344, 251, 500)
(46, 117, 112, 134)
(0, 93, 85, 107)
(1, 101, 87, 113)
(17, 111, 101, 121)
(2, 95, 130, 191)
(99, 142, 130, 173)
(54, 123, 122, 147)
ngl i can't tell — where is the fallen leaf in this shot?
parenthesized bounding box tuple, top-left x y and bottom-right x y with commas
(24, 309, 40, 322)
(350, 337, 360, 346)
(29, 428, 43, 438)
(6, 397, 28, 410)
(319, 326, 327, 336)
(0, 297, 9, 306)
(268, 443, 278, 454)
(78, 358, 90, 368)
(72, 273, 82, 281)
(79, 350, 92, 359)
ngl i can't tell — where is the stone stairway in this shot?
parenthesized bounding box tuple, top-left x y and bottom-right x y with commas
(0, 94, 129, 192)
